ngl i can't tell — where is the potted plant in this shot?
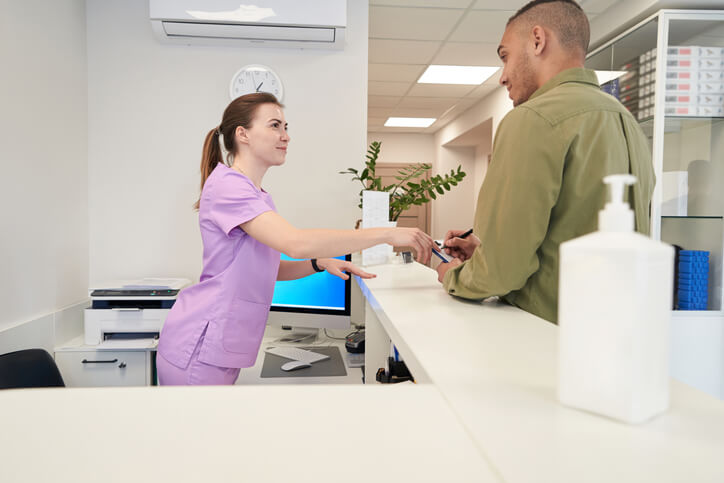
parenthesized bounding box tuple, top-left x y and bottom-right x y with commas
(339, 141, 467, 223)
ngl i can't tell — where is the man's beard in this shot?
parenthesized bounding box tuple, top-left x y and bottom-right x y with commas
(512, 51, 537, 106)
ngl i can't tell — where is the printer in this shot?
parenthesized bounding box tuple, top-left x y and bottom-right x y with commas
(85, 278, 190, 345)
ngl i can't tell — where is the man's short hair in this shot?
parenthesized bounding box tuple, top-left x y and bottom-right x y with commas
(507, 0, 590, 55)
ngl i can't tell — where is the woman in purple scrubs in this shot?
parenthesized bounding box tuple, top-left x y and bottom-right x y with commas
(157, 93, 433, 385)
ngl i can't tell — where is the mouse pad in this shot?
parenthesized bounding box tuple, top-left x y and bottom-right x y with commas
(260, 346, 347, 378)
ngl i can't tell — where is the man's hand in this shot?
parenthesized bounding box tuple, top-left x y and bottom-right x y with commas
(442, 230, 481, 262)
(316, 258, 376, 280)
(436, 257, 462, 283)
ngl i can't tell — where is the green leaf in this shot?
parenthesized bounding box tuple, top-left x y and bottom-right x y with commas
(443, 182, 450, 190)
(436, 186, 444, 195)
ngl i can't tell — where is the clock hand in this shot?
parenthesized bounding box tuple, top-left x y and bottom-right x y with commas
(255, 81, 264, 92)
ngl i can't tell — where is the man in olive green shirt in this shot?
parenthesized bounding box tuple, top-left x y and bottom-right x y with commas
(436, 0, 654, 323)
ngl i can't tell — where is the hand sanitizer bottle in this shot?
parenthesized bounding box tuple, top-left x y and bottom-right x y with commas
(558, 174, 674, 424)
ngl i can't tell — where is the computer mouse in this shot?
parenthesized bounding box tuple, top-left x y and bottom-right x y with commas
(281, 360, 312, 371)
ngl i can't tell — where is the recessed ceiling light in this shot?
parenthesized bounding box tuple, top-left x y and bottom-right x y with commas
(418, 65, 499, 85)
(384, 117, 436, 128)
(594, 70, 628, 85)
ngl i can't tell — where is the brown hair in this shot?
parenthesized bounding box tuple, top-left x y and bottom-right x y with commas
(195, 92, 283, 210)
(507, 0, 590, 57)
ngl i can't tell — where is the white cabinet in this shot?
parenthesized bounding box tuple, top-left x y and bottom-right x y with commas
(587, 9, 724, 398)
(55, 348, 153, 387)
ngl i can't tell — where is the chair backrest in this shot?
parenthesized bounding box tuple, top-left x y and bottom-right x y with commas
(0, 349, 65, 389)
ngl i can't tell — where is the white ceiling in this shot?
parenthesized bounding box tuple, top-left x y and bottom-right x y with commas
(368, 0, 623, 134)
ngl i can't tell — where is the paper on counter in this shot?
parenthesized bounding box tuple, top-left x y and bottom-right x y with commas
(362, 190, 392, 266)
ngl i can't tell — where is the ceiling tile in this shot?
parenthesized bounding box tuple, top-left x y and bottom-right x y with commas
(432, 42, 502, 66)
(369, 81, 411, 96)
(398, 96, 460, 109)
(368, 95, 402, 108)
(370, 6, 466, 40)
(407, 83, 477, 97)
(367, 117, 387, 129)
(369, 39, 441, 64)
(579, 0, 622, 14)
(368, 107, 395, 118)
(472, 0, 525, 10)
(391, 106, 447, 117)
(465, 84, 498, 98)
(449, 10, 515, 43)
(369, 63, 427, 82)
(370, 0, 472, 8)
(483, 69, 503, 85)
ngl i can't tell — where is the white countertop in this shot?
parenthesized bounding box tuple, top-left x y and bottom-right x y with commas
(0, 384, 498, 483)
(357, 262, 724, 483)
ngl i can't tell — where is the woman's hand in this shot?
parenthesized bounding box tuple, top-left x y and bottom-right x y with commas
(442, 230, 481, 262)
(316, 258, 376, 280)
(387, 227, 434, 264)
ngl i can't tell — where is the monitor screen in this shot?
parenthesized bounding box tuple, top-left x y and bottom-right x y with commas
(267, 254, 351, 330)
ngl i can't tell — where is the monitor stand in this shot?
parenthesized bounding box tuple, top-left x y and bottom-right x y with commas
(276, 326, 319, 344)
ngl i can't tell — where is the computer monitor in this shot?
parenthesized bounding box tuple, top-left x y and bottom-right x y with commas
(266, 254, 351, 336)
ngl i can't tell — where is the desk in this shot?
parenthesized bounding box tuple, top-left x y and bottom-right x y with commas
(357, 262, 724, 483)
(0, 385, 498, 482)
(235, 326, 363, 385)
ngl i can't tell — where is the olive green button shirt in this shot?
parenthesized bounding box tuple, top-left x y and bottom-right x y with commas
(442, 68, 654, 323)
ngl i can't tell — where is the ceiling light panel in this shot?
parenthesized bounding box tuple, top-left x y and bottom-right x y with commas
(418, 65, 499, 85)
(385, 117, 436, 127)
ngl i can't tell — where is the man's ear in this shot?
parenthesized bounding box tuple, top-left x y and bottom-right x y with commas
(531, 25, 547, 56)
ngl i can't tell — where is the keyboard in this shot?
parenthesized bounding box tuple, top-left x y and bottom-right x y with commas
(264, 346, 330, 364)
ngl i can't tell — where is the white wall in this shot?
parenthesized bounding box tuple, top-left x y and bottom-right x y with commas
(431, 87, 513, 239)
(87, 0, 368, 285)
(0, 0, 88, 330)
(365, 132, 435, 166)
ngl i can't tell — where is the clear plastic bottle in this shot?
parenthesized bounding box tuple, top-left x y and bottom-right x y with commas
(558, 174, 674, 423)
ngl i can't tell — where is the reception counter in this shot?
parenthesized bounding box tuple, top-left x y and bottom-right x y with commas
(357, 261, 724, 483)
(1, 261, 722, 482)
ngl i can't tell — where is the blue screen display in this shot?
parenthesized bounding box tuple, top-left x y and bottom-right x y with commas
(271, 254, 347, 311)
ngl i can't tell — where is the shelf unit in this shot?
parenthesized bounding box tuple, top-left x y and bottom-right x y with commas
(587, 10, 724, 398)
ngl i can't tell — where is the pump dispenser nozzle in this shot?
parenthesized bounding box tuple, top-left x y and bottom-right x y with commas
(598, 174, 637, 232)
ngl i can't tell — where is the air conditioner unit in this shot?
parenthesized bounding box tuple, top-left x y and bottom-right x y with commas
(150, 0, 346, 50)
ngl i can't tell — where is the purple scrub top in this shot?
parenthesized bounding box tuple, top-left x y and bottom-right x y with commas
(158, 163, 280, 369)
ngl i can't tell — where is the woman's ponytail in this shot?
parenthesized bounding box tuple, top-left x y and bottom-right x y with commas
(195, 126, 224, 210)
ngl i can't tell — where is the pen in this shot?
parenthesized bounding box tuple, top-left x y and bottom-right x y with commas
(439, 228, 473, 250)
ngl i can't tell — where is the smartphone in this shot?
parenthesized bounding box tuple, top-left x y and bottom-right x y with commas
(432, 248, 453, 263)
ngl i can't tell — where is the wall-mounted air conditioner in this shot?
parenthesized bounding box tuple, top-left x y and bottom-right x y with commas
(150, 0, 346, 50)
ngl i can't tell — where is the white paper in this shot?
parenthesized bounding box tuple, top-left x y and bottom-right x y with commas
(91, 277, 191, 291)
(96, 338, 158, 349)
(362, 191, 393, 266)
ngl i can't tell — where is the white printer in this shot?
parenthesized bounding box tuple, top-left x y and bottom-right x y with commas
(85, 278, 191, 345)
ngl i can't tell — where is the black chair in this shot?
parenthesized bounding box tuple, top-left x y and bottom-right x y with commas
(0, 348, 65, 389)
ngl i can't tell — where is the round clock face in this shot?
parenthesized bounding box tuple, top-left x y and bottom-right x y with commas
(229, 64, 284, 101)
